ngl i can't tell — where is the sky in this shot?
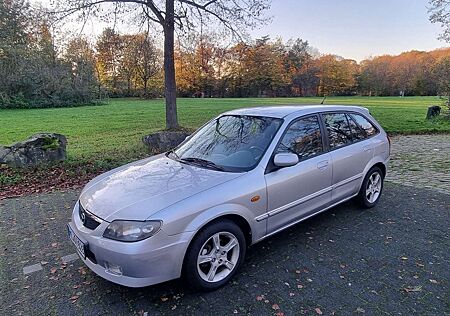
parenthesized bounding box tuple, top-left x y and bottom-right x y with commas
(33, 0, 447, 61)
(250, 0, 446, 61)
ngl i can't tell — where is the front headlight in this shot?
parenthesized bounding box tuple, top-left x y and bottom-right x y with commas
(103, 220, 162, 242)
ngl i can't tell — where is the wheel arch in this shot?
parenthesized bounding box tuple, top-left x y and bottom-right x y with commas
(372, 162, 387, 178)
(180, 213, 252, 278)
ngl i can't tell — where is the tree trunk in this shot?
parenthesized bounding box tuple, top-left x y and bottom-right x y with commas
(163, 0, 178, 130)
(143, 79, 148, 98)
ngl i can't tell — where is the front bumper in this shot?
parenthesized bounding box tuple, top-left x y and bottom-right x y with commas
(68, 202, 191, 287)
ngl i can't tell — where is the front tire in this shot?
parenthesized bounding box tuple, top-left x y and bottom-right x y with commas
(357, 166, 384, 208)
(183, 219, 246, 291)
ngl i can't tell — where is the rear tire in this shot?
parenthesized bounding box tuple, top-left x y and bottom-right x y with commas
(357, 166, 384, 208)
(183, 219, 246, 291)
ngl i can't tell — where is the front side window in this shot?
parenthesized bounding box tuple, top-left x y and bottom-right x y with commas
(350, 114, 378, 137)
(323, 113, 353, 149)
(173, 115, 282, 172)
(276, 116, 323, 160)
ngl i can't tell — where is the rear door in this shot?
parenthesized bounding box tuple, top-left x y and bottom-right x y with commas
(265, 115, 332, 234)
(321, 112, 374, 203)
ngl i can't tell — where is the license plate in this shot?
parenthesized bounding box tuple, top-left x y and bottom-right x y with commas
(67, 224, 86, 259)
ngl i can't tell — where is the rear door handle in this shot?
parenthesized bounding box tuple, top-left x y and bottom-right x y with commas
(317, 160, 329, 170)
(363, 145, 372, 152)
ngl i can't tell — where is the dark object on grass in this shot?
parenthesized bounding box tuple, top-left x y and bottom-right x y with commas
(0, 133, 67, 168)
(142, 131, 190, 153)
(426, 106, 441, 119)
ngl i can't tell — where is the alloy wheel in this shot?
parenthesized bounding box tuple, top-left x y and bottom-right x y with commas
(366, 171, 382, 203)
(197, 232, 240, 283)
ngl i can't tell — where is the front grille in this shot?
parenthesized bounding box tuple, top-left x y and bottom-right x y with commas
(78, 203, 102, 230)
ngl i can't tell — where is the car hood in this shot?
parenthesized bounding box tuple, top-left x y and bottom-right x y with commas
(79, 155, 244, 222)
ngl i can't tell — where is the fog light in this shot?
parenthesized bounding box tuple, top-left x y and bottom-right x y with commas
(105, 262, 123, 276)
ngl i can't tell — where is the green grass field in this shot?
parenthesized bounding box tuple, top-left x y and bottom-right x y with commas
(1, 96, 449, 163)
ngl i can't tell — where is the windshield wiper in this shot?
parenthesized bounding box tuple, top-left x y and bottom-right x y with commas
(180, 157, 225, 171)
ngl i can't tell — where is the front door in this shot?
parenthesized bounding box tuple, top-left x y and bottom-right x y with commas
(265, 115, 332, 234)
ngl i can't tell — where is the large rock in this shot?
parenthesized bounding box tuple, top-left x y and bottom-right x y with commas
(142, 131, 190, 153)
(0, 133, 67, 168)
(426, 105, 441, 119)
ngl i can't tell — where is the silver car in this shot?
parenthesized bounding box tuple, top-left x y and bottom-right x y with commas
(68, 105, 390, 291)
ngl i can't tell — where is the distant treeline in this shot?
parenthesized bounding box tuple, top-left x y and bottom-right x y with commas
(1, 0, 450, 109)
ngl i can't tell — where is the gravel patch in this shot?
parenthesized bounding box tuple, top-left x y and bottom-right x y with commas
(387, 134, 450, 195)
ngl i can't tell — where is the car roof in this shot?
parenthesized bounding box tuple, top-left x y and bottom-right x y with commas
(223, 105, 369, 119)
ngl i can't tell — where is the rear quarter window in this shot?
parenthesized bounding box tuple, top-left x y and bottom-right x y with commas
(349, 113, 378, 137)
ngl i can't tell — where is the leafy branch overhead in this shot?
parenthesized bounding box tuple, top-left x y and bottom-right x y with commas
(429, 0, 450, 42)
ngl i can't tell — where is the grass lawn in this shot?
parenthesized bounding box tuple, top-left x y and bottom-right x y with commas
(1, 96, 449, 164)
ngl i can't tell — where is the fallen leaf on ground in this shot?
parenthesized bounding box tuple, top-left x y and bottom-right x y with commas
(272, 304, 280, 310)
(403, 286, 422, 293)
(315, 307, 323, 315)
(429, 279, 438, 284)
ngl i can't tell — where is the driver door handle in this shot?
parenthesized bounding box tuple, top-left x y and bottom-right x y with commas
(317, 160, 329, 170)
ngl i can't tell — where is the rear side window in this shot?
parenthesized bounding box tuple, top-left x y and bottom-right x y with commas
(276, 116, 323, 160)
(347, 114, 367, 141)
(350, 114, 378, 137)
(323, 113, 353, 149)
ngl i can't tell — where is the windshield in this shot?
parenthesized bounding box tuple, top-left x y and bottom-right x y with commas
(172, 115, 283, 172)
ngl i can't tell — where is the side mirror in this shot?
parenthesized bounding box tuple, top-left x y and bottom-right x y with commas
(273, 153, 299, 168)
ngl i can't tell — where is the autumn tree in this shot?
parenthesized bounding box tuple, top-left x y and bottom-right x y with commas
(316, 55, 358, 96)
(133, 34, 161, 98)
(434, 56, 450, 108)
(175, 34, 219, 97)
(0, 0, 33, 106)
(64, 37, 98, 102)
(96, 28, 124, 95)
(285, 38, 317, 96)
(52, 0, 271, 129)
(223, 42, 249, 97)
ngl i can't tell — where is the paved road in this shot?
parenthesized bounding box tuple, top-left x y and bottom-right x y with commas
(1, 183, 449, 315)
